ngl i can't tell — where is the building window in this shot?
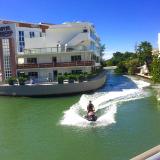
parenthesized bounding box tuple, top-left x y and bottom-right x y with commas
(52, 57, 57, 63)
(90, 41, 96, 51)
(19, 37, 24, 41)
(72, 70, 82, 74)
(2, 38, 12, 79)
(71, 55, 81, 62)
(19, 31, 24, 36)
(28, 72, 38, 78)
(27, 58, 37, 64)
(90, 29, 97, 41)
(40, 32, 42, 37)
(19, 31, 25, 52)
(29, 32, 35, 38)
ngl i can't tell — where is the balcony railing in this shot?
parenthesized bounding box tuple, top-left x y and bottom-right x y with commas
(24, 46, 95, 55)
(17, 61, 95, 69)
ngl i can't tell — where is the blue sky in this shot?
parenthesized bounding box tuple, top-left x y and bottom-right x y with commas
(0, 0, 160, 59)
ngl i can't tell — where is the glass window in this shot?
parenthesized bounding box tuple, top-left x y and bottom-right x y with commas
(71, 55, 81, 61)
(19, 31, 24, 36)
(27, 58, 37, 64)
(19, 47, 23, 52)
(29, 32, 35, 38)
(28, 72, 38, 78)
(72, 70, 82, 74)
(2, 38, 12, 79)
(19, 31, 25, 52)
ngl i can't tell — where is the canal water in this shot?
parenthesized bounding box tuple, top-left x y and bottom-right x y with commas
(0, 70, 159, 160)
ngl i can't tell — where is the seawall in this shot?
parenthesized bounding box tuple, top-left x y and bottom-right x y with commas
(0, 71, 106, 96)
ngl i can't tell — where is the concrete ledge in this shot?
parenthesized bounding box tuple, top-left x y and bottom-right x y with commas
(131, 145, 160, 160)
(136, 73, 152, 79)
(0, 71, 106, 96)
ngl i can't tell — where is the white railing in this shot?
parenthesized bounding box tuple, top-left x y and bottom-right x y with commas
(24, 46, 93, 55)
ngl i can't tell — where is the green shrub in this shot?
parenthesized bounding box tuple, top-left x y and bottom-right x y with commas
(83, 72, 88, 76)
(63, 72, 69, 79)
(115, 62, 127, 74)
(18, 77, 27, 85)
(8, 77, 17, 85)
(79, 74, 85, 82)
(69, 74, 78, 83)
(125, 58, 140, 75)
(151, 56, 160, 83)
(68, 75, 75, 83)
(58, 76, 64, 84)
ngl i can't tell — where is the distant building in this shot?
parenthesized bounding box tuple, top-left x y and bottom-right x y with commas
(152, 48, 159, 56)
(157, 33, 160, 55)
(0, 20, 101, 82)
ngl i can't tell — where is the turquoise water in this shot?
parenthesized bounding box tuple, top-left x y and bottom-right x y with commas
(0, 71, 159, 160)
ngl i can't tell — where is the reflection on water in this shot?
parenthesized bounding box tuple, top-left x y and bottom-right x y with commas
(60, 70, 150, 127)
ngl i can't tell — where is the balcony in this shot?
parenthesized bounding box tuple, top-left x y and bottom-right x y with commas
(17, 61, 95, 69)
(23, 46, 92, 55)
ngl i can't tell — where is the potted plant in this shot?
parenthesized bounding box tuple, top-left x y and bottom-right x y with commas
(79, 74, 85, 82)
(8, 77, 17, 85)
(58, 75, 64, 84)
(68, 75, 75, 83)
(18, 77, 27, 85)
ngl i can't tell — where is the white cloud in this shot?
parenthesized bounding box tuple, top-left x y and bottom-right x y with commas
(103, 49, 116, 60)
(103, 52, 113, 60)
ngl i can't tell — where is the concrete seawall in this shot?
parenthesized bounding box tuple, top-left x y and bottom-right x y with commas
(131, 145, 160, 160)
(0, 72, 106, 96)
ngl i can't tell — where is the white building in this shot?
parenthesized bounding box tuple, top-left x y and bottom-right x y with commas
(0, 20, 101, 82)
(158, 33, 160, 55)
(152, 33, 160, 57)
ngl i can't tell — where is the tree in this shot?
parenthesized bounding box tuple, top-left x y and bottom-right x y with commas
(107, 51, 136, 66)
(151, 56, 160, 83)
(105, 59, 114, 66)
(137, 41, 153, 71)
(111, 52, 124, 65)
(125, 58, 140, 75)
(115, 61, 128, 74)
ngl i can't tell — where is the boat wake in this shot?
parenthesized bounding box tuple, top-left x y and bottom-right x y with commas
(60, 76, 150, 127)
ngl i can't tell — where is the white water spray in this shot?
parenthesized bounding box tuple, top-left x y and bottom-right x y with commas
(60, 77, 150, 127)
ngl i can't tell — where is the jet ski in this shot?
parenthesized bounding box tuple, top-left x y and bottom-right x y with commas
(85, 111, 97, 121)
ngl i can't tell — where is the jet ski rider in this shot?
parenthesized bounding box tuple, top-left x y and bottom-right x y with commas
(87, 101, 95, 113)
